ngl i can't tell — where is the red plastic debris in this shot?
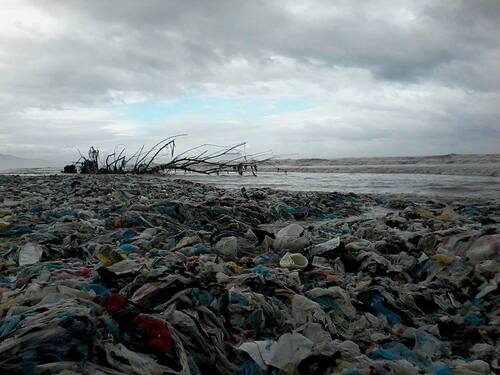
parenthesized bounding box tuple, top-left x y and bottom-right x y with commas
(102, 293, 127, 315)
(134, 314, 173, 353)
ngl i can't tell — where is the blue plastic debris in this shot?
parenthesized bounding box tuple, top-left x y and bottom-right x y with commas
(371, 294, 402, 325)
(48, 209, 77, 218)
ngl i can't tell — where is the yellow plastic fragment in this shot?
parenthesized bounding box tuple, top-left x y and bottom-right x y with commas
(436, 208, 460, 221)
(432, 253, 455, 266)
(0, 297, 19, 317)
(415, 208, 433, 219)
(226, 261, 243, 273)
(335, 361, 352, 371)
(95, 247, 127, 265)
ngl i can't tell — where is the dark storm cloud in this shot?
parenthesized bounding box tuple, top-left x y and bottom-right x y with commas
(0, 0, 499, 160)
(35, 0, 500, 87)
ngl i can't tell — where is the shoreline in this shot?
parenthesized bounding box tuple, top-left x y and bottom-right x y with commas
(0, 172, 500, 202)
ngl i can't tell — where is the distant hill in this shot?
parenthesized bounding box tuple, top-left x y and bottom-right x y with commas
(0, 153, 53, 170)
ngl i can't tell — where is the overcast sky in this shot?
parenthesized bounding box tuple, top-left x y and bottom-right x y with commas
(1, 0, 499, 162)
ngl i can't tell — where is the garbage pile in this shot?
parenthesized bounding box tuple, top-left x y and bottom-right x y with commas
(0, 174, 499, 374)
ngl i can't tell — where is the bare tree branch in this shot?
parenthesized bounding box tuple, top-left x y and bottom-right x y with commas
(67, 136, 271, 176)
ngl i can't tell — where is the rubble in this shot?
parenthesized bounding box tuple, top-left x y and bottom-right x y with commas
(0, 174, 498, 374)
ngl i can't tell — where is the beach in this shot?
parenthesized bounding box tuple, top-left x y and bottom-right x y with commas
(0, 174, 498, 374)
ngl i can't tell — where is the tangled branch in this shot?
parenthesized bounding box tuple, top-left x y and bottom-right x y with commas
(65, 136, 271, 176)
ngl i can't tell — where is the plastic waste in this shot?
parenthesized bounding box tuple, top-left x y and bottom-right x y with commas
(273, 223, 311, 252)
(238, 332, 314, 374)
(0, 174, 498, 374)
(214, 236, 238, 256)
(18, 242, 44, 266)
(279, 252, 309, 269)
(306, 237, 341, 258)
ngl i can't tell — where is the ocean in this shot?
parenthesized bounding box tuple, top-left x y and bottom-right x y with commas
(173, 171, 500, 199)
(3, 168, 499, 199)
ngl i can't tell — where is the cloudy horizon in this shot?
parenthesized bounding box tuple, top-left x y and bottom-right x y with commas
(1, 0, 499, 163)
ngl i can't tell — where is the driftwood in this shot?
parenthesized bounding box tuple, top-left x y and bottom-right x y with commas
(68, 135, 270, 176)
